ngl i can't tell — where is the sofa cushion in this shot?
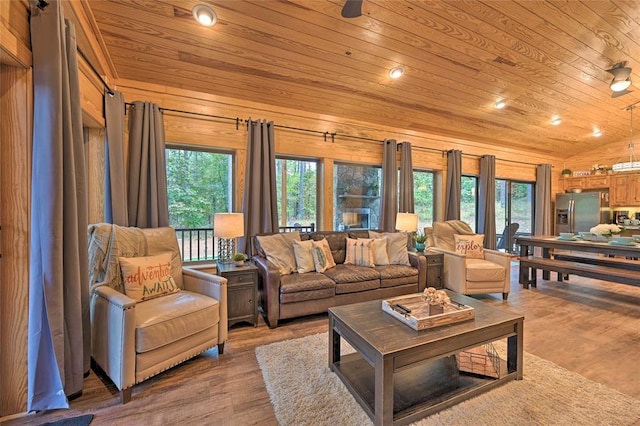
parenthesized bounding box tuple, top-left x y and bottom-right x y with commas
(134, 290, 219, 353)
(345, 237, 375, 267)
(432, 221, 474, 251)
(368, 231, 410, 265)
(466, 259, 506, 282)
(322, 263, 380, 284)
(119, 253, 180, 302)
(311, 238, 337, 272)
(293, 239, 315, 273)
(376, 264, 419, 288)
(280, 272, 335, 293)
(257, 232, 300, 275)
(310, 231, 348, 264)
(279, 272, 335, 303)
(454, 234, 485, 259)
(280, 288, 335, 303)
(335, 279, 380, 294)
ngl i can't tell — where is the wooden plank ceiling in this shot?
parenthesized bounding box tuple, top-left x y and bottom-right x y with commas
(87, 0, 640, 157)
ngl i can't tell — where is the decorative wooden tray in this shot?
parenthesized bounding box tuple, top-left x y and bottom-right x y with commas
(382, 293, 475, 331)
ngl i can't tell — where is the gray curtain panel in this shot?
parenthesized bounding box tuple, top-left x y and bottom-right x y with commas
(240, 119, 278, 255)
(28, 0, 89, 410)
(445, 149, 462, 220)
(478, 155, 496, 249)
(104, 89, 128, 225)
(127, 101, 169, 228)
(381, 139, 398, 232)
(398, 142, 415, 213)
(535, 164, 553, 237)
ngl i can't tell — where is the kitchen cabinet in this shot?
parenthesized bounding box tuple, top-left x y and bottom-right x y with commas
(562, 177, 585, 191)
(561, 175, 609, 192)
(610, 173, 640, 206)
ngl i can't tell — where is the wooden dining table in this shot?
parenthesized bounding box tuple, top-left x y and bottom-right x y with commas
(515, 235, 640, 288)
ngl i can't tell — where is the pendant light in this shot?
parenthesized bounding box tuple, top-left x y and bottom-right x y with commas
(612, 105, 640, 172)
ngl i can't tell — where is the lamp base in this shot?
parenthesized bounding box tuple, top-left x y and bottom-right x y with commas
(218, 238, 235, 263)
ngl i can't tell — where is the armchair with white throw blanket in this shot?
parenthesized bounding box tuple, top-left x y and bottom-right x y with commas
(88, 224, 227, 403)
(426, 220, 511, 300)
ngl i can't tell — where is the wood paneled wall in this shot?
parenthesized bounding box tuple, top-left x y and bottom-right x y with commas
(0, 0, 31, 68)
(0, 64, 32, 417)
(564, 137, 638, 175)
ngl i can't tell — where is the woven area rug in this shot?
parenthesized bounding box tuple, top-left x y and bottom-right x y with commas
(255, 333, 640, 425)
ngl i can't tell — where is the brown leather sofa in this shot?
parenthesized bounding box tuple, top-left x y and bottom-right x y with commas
(253, 230, 427, 328)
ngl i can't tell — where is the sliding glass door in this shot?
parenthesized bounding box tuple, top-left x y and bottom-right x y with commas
(495, 180, 535, 253)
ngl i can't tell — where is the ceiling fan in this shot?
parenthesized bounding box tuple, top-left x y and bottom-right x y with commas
(606, 62, 633, 98)
(341, 0, 363, 18)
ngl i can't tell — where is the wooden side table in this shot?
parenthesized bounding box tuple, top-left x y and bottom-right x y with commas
(216, 261, 259, 328)
(424, 252, 444, 289)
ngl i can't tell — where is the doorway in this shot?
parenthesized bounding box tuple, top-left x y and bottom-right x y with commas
(495, 180, 535, 253)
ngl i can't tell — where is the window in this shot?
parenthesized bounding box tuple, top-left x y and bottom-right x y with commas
(495, 179, 535, 252)
(276, 158, 318, 228)
(334, 163, 381, 230)
(461, 175, 478, 232)
(414, 170, 435, 231)
(166, 146, 233, 261)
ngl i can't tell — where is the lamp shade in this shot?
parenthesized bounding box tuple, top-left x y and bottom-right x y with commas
(395, 212, 418, 232)
(213, 213, 244, 238)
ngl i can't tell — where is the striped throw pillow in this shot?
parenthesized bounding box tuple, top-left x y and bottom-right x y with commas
(344, 237, 375, 268)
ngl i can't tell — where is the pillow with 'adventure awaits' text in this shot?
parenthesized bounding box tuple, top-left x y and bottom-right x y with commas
(119, 252, 180, 302)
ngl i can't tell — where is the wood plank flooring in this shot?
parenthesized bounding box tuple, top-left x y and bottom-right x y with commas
(3, 262, 640, 425)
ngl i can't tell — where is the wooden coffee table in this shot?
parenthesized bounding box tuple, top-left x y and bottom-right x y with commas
(328, 292, 524, 426)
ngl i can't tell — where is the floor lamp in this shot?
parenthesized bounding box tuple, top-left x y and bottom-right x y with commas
(214, 212, 244, 263)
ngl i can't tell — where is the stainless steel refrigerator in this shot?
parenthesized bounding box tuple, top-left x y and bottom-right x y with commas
(555, 191, 611, 234)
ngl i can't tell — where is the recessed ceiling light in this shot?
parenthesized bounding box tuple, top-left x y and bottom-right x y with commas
(192, 4, 217, 27)
(550, 116, 562, 126)
(388, 66, 405, 79)
(493, 100, 507, 109)
(593, 128, 603, 137)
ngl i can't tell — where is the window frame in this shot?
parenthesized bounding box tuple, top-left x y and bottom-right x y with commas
(275, 155, 320, 230)
(165, 143, 235, 262)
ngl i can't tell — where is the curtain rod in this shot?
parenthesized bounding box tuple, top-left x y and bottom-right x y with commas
(81, 52, 543, 167)
(77, 48, 115, 96)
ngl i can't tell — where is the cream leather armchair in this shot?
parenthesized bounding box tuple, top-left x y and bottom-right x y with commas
(426, 220, 511, 300)
(88, 224, 227, 403)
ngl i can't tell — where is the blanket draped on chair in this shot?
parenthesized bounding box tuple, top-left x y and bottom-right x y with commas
(88, 223, 147, 294)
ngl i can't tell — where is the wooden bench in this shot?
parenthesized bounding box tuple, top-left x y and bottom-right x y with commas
(519, 256, 640, 288)
(552, 253, 640, 272)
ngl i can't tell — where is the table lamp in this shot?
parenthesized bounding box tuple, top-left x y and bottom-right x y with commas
(214, 212, 244, 263)
(395, 212, 418, 233)
(396, 212, 419, 250)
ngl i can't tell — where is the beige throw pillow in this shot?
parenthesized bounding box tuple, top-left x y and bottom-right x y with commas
(256, 233, 300, 275)
(119, 252, 180, 302)
(345, 237, 375, 267)
(311, 239, 336, 273)
(368, 231, 410, 266)
(371, 237, 389, 265)
(454, 234, 485, 259)
(292, 239, 315, 273)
